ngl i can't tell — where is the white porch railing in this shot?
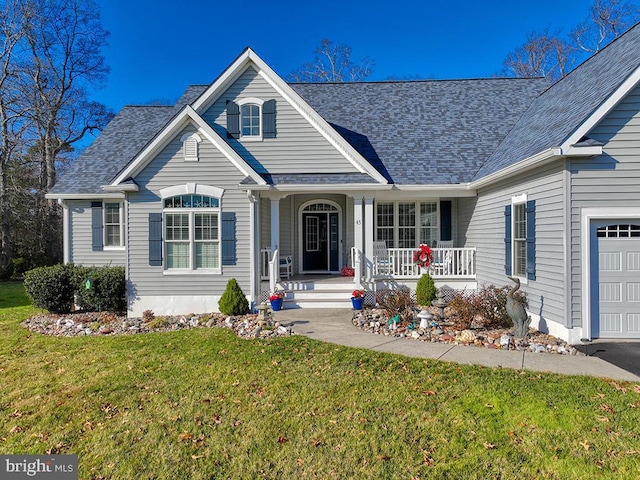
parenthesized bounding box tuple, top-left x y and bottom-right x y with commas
(375, 247, 476, 279)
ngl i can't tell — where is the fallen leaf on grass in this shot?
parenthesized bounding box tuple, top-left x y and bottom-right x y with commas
(423, 390, 436, 396)
(9, 425, 22, 434)
(598, 416, 611, 422)
(483, 442, 495, 449)
(278, 436, 288, 444)
(601, 404, 615, 414)
(580, 441, 590, 451)
(179, 433, 193, 441)
(376, 454, 390, 461)
(191, 455, 204, 460)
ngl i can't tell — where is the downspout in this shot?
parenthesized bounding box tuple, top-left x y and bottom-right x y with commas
(58, 199, 70, 264)
(247, 190, 257, 310)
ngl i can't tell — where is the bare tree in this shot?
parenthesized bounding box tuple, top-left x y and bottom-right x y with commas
(502, 29, 575, 82)
(288, 39, 375, 82)
(502, 0, 640, 82)
(0, 0, 29, 276)
(571, 0, 640, 53)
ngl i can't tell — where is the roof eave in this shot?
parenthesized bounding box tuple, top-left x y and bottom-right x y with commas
(471, 148, 563, 190)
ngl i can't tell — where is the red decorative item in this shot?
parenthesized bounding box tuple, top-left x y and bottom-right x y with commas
(413, 244, 433, 268)
(269, 290, 285, 301)
(351, 289, 365, 299)
(341, 265, 355, 277)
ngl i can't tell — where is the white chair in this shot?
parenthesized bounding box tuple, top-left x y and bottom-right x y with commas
(279, 255, 292, 279)
(373, 241, 390, 275)
(434, 240, 454, 275)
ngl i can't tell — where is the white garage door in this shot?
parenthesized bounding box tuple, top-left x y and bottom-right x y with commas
(595, 223, 640, 338)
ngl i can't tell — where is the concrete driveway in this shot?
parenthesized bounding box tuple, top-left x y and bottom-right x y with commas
(575, 341, 640, 377)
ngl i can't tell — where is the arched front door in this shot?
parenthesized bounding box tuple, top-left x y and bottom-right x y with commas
(300, 201, 340, 273)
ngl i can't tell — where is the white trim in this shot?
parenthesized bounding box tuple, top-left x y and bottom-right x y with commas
(297, 199, 342, 274)
(580, 207, 640, 340)
(104, 201, 126, 249)
(470, 148, 562, 190)
(58, 200, 70, 264)
(510, 194, 528, 285)
(46, 193, 126, 200)
(159, 184, 224, 199)
(111, 106, 266, 187)
(562, 145, 603, 156)
(237, 97, 264, 106)
(180, 132, 201, 162)
(128, 294, 225, 317)
(561, 65, 640, 151)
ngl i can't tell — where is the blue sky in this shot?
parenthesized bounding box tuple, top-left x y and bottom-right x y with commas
(94, 0, 598, 112)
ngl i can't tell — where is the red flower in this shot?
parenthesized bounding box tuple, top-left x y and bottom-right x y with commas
(269, 290, 285, 301)
(413, 244, 433, 268)
(351, 289, 365, 299)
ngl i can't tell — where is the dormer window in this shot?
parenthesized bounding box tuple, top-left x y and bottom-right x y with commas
(241, 103, 261, 137)
(181, 133, 201, 162)
(226, 98, 276, 140)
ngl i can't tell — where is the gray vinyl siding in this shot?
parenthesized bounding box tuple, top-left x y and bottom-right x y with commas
(127, 126, 252, 298)
(569, 85, 640, 327)
(464, 162, 567, 327)
(66, 200, 126, 266)
(203, 67, 360, 174)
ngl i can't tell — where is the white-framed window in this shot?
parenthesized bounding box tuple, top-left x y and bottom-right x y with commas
(238, 97, 264, 140)
(506, 193, 535, 282)
(104, 202, 124, 248)
(375, 201, 439, 247)
(180, 133, 201, 162)
(512, 200, 527, 278)
(163, 194, 220, 271)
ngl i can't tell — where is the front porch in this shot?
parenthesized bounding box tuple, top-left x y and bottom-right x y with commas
(259, 247, 477, 309)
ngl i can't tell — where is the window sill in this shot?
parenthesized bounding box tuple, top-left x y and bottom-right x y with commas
(240, 136, 263, 142)
(104, 246, 126, 251)
(162, 269, 221, 275)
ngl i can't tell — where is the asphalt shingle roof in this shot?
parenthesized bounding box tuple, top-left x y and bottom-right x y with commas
(291, 78, 548, 184)
(49, 22, 640, 195)
(475, 22, 640, 179)
(49, 105, 177, 195)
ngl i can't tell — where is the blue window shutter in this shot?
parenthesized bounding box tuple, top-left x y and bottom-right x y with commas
(91, 202, 103, 251)
(526, 200, 536, 280)
(440, 200, 452, 242)
(263, 99, 276, 138)
(504, 205, 512, 276)
(226, 101, 240, 139)
(149, 213, 163, 266)
(221, 212, 236, 266)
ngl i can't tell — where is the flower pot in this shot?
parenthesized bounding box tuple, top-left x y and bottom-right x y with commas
(351, 297, 364, 310)
(270, 298, 283, 311)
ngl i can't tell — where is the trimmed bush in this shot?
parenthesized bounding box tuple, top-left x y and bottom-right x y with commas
(73, 265, 126, 314)
(218, 278, 250, 315)
(416, 273, 436, 306)
(23, 264, 75, 313)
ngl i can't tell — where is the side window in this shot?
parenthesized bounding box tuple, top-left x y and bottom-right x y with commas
(241, 103, 261, 137)
(92, 201, 124, 251)
(505, 195, 536, 281)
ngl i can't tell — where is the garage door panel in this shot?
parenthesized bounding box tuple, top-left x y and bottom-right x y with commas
(600, 313, 622, 333)
(628, 283, 640, 302)
(599, 252, 621, 271)
(594, 222, 640, 339)
(628, 252, 640, 270)
(628, 314, 640, 333)
(600, 282, 622, 302)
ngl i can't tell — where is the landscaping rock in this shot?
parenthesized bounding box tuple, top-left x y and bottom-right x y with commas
(352, 307, 582, 356)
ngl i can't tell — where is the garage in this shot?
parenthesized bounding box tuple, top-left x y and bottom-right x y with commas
(592, 222, 640, 338)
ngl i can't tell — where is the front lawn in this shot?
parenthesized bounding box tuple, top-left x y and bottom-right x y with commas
(1, 281, 639, 479)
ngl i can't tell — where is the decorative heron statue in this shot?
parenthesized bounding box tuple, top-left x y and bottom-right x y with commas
(506, 276, 531, 338)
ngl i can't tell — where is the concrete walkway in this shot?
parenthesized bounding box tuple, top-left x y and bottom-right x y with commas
(273, 308, 640, 382)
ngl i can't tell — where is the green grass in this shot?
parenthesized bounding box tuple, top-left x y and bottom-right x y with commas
(1, 280, 640, 479)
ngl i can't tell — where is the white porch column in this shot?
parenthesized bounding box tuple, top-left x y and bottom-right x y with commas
(352, 196, 363, 278)
(270, 197, 280, 252)
(364, 195, 375, 280)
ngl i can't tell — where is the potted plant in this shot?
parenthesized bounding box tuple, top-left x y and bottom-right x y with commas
(351, 289, 365, 310)
(269, 290, 285, 311)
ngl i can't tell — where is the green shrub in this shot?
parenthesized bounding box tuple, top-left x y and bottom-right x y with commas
(415, 273, 436, 305)
(73, 265, 126, 314)
(23, 264, 75, 313)
(218, 278, 249, 315)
